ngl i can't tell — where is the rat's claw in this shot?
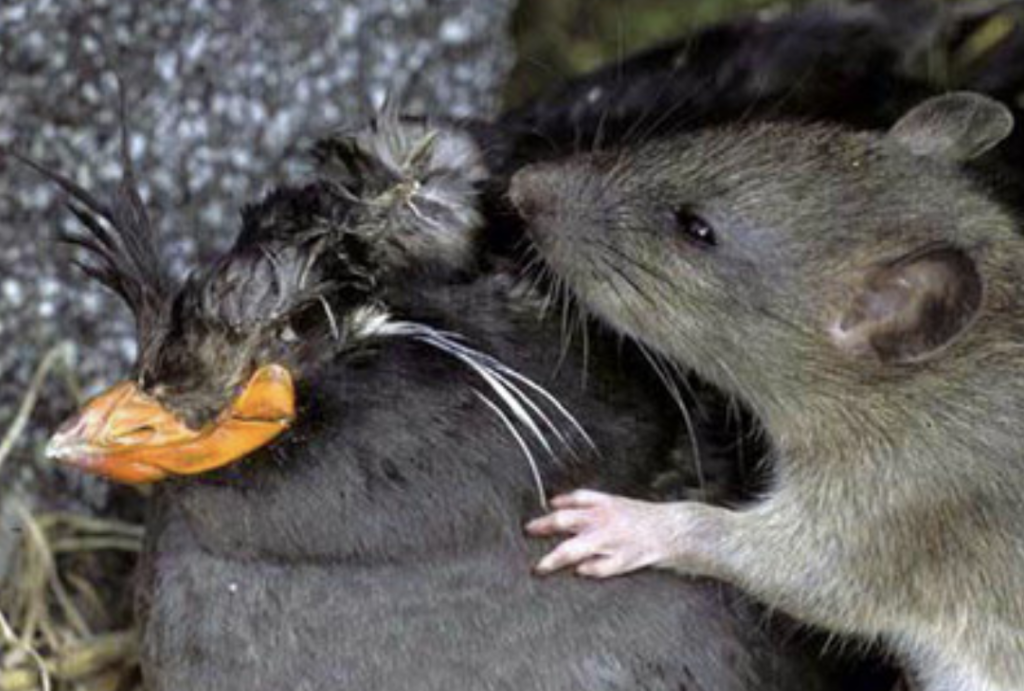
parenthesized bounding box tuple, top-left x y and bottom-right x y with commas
(532, 492, 702, 577)
(576, 556, 630, 579)
(534, 535, 603, 575)
(550, 489, 613, 509)
(525, 508, 594, 536)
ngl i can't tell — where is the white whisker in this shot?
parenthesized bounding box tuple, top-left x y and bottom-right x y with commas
(475, 391, 548, 510)
(455, 352, 556, 459)
(638, 342, 706, 498)
(375, 320, 599, 485)
(320, 296, 341, 341)
(483, 366, 574, 455)
(487, 361, 597, 452)
(417, 332, 574, 454)
(402, 326, 597, 451)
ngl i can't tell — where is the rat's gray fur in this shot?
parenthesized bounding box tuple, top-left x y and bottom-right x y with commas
(512, 93, 1024, 690)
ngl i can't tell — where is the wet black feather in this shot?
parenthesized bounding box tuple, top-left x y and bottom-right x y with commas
(11, 83, 171, 314)
(10, 129, 383, 426)
(128, 178, 384, 426)
(5, 131, 175, 364)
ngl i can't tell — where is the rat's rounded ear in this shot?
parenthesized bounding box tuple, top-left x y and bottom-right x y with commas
(888, 92, 1013, 162)
(830, 246, 983, 364)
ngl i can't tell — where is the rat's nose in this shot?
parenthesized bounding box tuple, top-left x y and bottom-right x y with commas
(509, 164, 564, 222)
(510, 156, 617, 252)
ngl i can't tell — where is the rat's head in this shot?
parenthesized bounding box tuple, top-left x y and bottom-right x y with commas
(512, 93, 1020, 413)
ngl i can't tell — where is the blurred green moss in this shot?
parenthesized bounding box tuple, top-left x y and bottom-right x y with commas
(505, 0, 812, 107)
(504, 0, 1021, 108)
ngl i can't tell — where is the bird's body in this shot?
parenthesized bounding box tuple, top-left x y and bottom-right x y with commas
(135, 276, 825, 691)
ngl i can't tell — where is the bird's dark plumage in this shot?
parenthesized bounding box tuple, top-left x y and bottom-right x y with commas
(135, 271, 830, 691)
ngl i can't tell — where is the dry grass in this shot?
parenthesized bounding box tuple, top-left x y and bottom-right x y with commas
(0, 345, 143, 691)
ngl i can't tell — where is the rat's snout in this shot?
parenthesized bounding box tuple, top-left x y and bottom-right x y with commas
(510, 158, 611, 248)
(509, 164, 565, 223)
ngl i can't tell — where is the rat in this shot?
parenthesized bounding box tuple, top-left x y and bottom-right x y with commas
(510, 91, 1024, 691)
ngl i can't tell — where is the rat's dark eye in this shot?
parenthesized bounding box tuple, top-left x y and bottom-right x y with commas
(673, 207, 716, 247)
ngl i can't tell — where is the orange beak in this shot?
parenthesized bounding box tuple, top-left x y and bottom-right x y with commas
(46, 364, 296, 484)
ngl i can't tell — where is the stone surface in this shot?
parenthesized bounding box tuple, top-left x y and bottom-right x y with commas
(0, 0, 517, 569)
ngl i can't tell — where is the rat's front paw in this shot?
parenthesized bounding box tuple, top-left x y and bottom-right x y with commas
(525, 490, 682, 579)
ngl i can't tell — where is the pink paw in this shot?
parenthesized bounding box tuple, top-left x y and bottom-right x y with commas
(525, 489, 675, 579)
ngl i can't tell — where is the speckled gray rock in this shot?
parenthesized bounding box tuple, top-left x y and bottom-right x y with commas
(0, 0, 516, 571)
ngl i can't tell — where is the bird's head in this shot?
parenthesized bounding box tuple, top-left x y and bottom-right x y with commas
(19, 145, 387, 484)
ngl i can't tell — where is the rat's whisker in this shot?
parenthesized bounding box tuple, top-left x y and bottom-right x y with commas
(636, 342, 707, 500)
(464, 358, 558, 460)
(578, 302, 591, 387)
(488, 364, 578, 456)
(489, 354, 597, 452)
(461, 342, 595, 452)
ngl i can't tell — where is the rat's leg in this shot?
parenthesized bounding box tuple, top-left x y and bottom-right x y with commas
(526, 489, 881, 633)
(526, 490, 735, 579)
(526, 492, 1022, 691)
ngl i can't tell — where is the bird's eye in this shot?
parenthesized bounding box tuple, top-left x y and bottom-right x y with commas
(673, 207, 716, 247)
(279, 325, 300, 343)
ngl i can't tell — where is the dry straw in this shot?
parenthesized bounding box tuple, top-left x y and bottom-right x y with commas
(0, 344, 142, 691)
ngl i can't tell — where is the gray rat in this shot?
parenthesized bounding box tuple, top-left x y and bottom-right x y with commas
(511, 92, 1024, 690)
